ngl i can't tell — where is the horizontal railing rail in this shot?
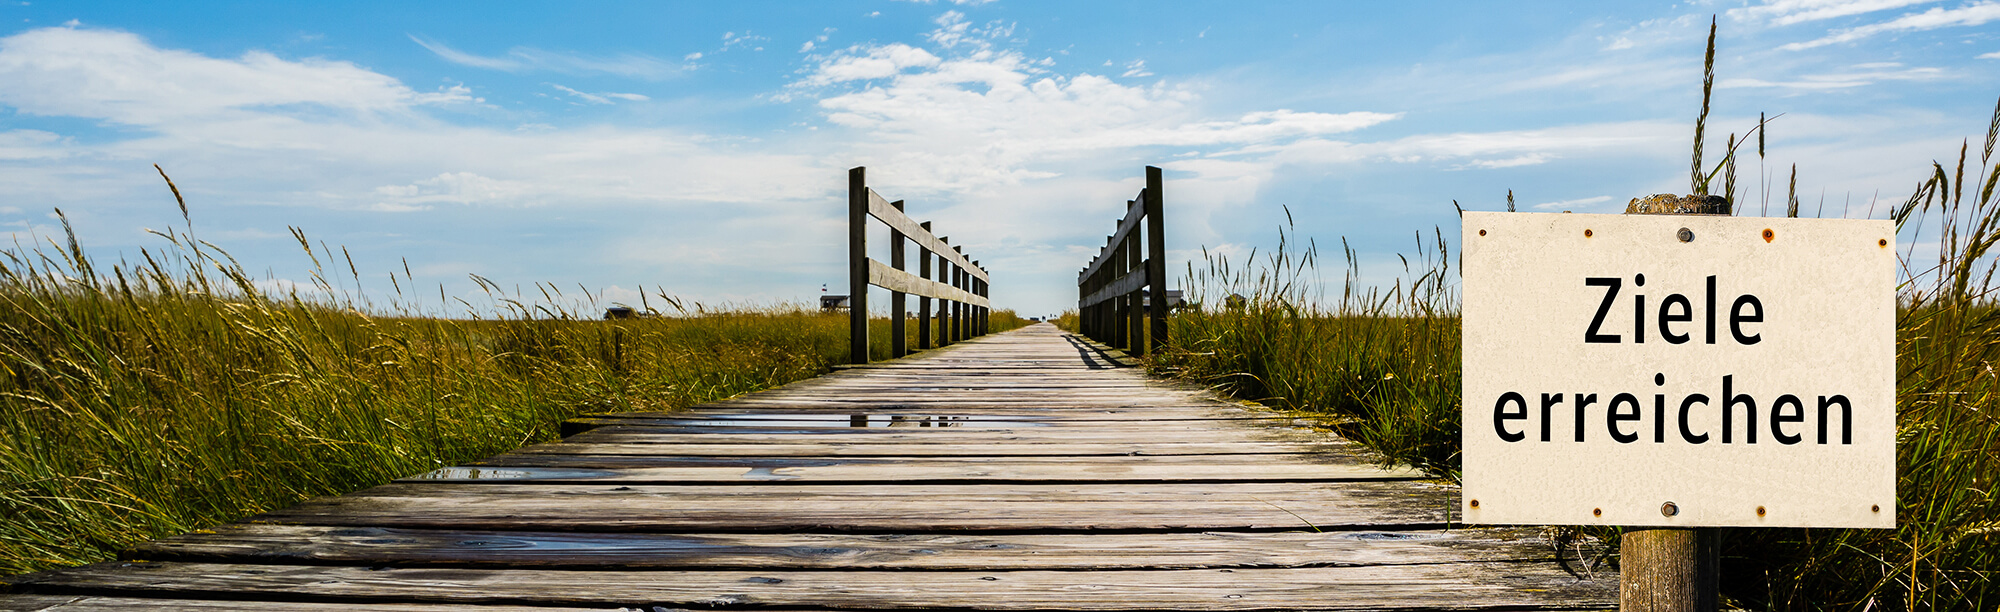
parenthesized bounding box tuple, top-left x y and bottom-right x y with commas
(1077, 166, 1167, 357)
(849, 167, 991, 365)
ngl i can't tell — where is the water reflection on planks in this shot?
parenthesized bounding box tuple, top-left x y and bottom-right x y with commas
(1, 323, 1613, 611)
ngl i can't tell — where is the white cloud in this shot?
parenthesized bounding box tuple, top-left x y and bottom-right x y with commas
(1719, 62, 1946, 88)
(720, 31, 767, 53)
(0, 27, 471, 126)
(1781, 1, 2000, 50)
(792, 44, 941, 88)
(1729, 0, 1940, 26)
(1121, 59, 1152, 78)
(1980, 50, 2000, 58)
(410, 35, 683, 79)
(551, 84, 610, 104)
(1532, 195, 1614, 210)
(546, 84, 648, 105)
(797, 43, 1399, 191)
(925, 11, 1013, 50)
(1463, 153, 1554, 169)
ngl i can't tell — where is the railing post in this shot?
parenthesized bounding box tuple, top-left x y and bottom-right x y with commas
(918, 221, 933, 350)
(889, 200, 908, 358)
(970, 262, 983, 338)
(1112, 221, 1127, 350)
(1145, 165, 1168, 356)
(953, 246, 967, 343)
(938, 239, 953, 347)
(848, 167, 870, 365)
(1127, 212, 1146, 357)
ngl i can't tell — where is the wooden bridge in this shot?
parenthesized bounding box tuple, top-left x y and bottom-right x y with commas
(3, 324, 1612, 611)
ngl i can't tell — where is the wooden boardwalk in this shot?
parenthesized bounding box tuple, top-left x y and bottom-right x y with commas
(3, 323, 1614, 611)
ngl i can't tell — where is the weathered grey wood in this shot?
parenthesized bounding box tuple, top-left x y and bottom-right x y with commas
(394, 461, 1421, 484)
(247, 481, 1455, 532)
(1079, 196, 1147, 283)
(0, 596, 629, 612)
(10, 562, 1614, 610)
(867, 187, 986, 281)
(576, 411, 1293, 421)
(562, 426, 1326, 443)
(1146, 165, 1168, 353)
(128, 525, 1560, 570)
(1620, 201, 1724, 611)
(1621, 527, 1719, 612)
(848, 166, 870, 365)
(918, 220, 933, 350)
(550, 429, 1303, 442)
(470, 452, 1384, 470)
(870, 260, 986, 305)
(890, 199, 908, 358)
(1081, 266, 1148, 308)
(513, 441, 1332, 457)
(16, 323, 1608, 610)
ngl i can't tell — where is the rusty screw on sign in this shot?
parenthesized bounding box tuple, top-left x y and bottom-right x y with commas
(1661, 502, 1680, 517)
(1677, 228, 1695, 243)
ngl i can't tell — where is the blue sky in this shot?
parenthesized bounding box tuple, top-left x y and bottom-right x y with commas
(1, 1, 1997, 317)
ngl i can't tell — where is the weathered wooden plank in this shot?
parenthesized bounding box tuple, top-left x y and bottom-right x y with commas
(247, 481, 1454, 532)
(469, 451, 1380, 469)
(127, 525, 1558, 570)
(571, 414, 1300, 425)
(393, 461, 1421, 484)
(0, 595, 630, 612)
(867, 187, 986, 282)
(870, 259, 988, 306)
(1081, 266, 1149, 308)
(514, 442, 1331, 457)
(559, 429, 1316, 445)
(7, 324, 1610, 611)
(1079, 196, 1148, 283)
(7, 562, 1616, 610)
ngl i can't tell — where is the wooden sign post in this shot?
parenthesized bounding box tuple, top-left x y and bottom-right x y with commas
(1621, 197, 1723, 610)
(1460, 209, 1896, 609)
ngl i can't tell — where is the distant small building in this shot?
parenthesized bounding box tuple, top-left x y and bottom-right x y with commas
(1143, 290, 1188, 310)
(1224, 293, 1248, 309)
(820, 295, 851, 312)
(603, 306, 636, 320)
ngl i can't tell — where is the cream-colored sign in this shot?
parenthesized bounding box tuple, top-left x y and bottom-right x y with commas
(1460, 211, 1894, 529)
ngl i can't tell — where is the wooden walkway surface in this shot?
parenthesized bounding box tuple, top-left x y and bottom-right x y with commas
(3, 323, 1614, 611)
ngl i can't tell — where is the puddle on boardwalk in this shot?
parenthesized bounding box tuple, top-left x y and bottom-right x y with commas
(444, 534, 724, 552)
(1336, 532, 1446, 541)
(666, 414, 1050, 429)
(404, 467, 618, 481)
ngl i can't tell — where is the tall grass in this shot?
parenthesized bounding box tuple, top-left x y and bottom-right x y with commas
(1153, 143, 1999, 610)
(1152, 224, 1461, 475)
(0, 194, 1025, 575)
(1720, 116, 2000, 610)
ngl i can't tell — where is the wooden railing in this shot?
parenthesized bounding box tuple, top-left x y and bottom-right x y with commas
(848, 167, 991, 365)
(1078, 166, 1166, 356)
